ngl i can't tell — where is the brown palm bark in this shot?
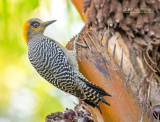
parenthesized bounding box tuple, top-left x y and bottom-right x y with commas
(66, 27, 149, 122)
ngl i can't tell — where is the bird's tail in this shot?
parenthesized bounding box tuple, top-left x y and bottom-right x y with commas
(84, 81, 111, 113)
(85, 81, 111, 97)
(78, 73, 111, 113)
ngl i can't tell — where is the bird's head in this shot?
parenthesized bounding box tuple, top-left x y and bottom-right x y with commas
(22, 18, 56, 43)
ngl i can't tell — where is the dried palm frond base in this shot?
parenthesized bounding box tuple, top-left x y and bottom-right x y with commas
(99, 28, 160, 122)
(82, 0, 160, 121)
(66, 27, 150, 121)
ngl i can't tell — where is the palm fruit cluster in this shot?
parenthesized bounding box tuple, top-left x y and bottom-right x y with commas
(45, 104, 93, 122)
(83, 0, 160, 91)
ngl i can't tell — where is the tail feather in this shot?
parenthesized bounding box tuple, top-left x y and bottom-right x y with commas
(84, 95, 110, 114)
(84, 99, 95, 107)
(78, 73, 111, 113)
(85, 80, 111, 96)
(78, 73, 111, 96)
(100, 96, 110, 106)
(96, 104, 102, 114)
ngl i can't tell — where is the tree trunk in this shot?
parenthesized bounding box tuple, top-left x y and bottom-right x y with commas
(66, 27, 150, 122)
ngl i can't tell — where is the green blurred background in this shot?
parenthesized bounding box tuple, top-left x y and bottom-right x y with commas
(0, 0, 84, 121)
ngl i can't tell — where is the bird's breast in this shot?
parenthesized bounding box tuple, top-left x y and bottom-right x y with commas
(28, 39, 52, 74)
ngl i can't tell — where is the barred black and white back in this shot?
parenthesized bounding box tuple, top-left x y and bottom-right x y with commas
(28, 36, 110, 112)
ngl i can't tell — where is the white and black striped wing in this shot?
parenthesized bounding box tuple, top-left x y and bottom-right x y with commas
(28, 38, 86, 98)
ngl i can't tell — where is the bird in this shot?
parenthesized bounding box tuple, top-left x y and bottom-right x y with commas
(22, 18, 111, 113)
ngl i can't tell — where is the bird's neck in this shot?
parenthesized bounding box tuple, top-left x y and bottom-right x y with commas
(27, 32, 43, 44)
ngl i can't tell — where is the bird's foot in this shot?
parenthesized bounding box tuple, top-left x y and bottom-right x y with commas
(73, 32, 88, 56)
(76, 42, 88, 48)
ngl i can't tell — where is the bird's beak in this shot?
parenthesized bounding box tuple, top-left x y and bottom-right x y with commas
(42, 20, 57, 28)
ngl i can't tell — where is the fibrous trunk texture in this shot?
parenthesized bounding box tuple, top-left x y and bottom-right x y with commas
(72, 0, 160, 121)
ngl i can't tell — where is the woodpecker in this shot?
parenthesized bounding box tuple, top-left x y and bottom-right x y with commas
(23, 18, 111, 112)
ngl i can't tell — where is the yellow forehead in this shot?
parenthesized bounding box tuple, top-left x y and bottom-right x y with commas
(22, 21, 30, 43)
(22, 21, 44, 43)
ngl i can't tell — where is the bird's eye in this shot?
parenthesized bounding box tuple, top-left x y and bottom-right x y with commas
(31, 22, 40, 28)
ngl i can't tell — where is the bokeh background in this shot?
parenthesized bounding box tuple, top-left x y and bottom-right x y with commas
(0, 0, 84, 121)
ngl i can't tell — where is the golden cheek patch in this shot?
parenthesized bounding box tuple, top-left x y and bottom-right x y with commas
(22, 21, 30, 43)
